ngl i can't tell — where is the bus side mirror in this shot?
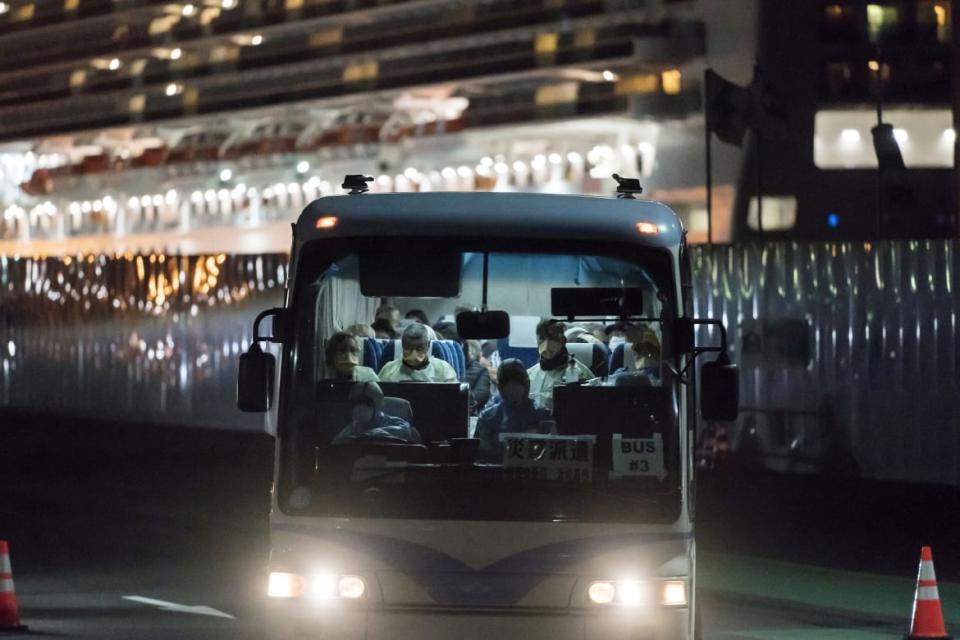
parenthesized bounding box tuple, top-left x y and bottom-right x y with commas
(238, 342, 275, 412)
(700, 353, 739, 421)
(237, 306, 286, 412)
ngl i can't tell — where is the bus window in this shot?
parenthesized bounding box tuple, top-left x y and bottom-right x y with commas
(280, 242, 681, 524)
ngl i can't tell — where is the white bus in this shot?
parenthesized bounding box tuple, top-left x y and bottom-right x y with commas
(239, 179, 737, 640)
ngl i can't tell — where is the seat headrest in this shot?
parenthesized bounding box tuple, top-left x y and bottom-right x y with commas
(496, 337, 539, 369)
(567, 343, 598, 359)
(567, 342, 610, 376)
(382, 396, 413, 423)
(360, 337, 385, 370)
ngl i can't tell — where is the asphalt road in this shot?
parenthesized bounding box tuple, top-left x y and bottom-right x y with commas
(2, 413, 957, 639)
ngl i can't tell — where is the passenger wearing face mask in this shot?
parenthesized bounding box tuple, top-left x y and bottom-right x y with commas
(604, 322, 632, 351)
(463, 340, 492, 413)
(378, 323, 459, 383)
(526, 319, 594, 411)
(374, 304, 401, 330)
(333, 381, 420, 444)
(325, 332, 379, 382)
(475, 359, 552, 461)
(610, 326, 662, 385)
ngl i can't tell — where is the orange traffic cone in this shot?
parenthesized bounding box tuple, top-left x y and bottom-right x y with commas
(907, 546, 952, 640)
(0, 540, 27, 632)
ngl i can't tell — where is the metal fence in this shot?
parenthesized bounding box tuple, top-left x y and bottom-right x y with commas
(2, 241, 958, 483)
(0, 252, 286, 431)
(691, 241, 960, 485)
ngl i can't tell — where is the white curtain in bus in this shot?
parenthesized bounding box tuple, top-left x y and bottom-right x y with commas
(315, 257, 377, 346)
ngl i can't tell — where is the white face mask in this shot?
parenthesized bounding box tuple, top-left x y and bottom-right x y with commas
(609, 336, 626, 350)
(334, 351, 359, 374)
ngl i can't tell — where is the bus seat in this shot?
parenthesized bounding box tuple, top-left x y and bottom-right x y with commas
(432, 340, 466, 380)
(360, 338, 386, 370)
(378, 382, 468, 442)
(496, 338, 539, 369)
(567, 342, 610, 377)
(609, 343, 630, 372)
(382, 396, 413, 424)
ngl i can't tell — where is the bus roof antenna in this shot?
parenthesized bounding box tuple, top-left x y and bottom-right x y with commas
(613, 174, 643, 199)
(342, 174, 374, 194)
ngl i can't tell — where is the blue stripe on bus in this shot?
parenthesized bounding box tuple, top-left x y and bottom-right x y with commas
(272, 525, 691, 606)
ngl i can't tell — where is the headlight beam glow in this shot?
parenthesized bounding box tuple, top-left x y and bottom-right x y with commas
(661, 580, 688, 606)
(267, 572, 305, 598)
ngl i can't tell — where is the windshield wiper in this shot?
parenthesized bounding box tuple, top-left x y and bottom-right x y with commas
(500, 478, 675, 510)
(348, 462, 513, 485)
(572, 486, 668, 509)
(349, 463, 448, 484)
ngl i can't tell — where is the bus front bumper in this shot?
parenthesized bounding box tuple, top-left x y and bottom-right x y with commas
(265, 601, 691, 640)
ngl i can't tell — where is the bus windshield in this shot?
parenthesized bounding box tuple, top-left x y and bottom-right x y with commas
(279, 238, 682, 524)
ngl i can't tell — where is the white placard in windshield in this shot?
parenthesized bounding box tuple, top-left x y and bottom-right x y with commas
(499, 433, 595, 482)
(611, 433, 666, 480)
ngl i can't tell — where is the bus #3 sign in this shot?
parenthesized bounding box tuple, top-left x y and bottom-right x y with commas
(498, 433, 595, 482)
(611, 433, 666, 480)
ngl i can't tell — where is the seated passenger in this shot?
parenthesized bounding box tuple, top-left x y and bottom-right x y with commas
(371, 318, 397, 339)
(433, 321, 459, 341)
(346, 323, 375, 339)
(375, 304, 401, 329)
(463, 340, 491, 413)
(325, 332, 379, 382)
(527, 319, 594, 410)
(475, 359, 552, 461)
(405, 309, 429, 325)
(378, 323, 459, 383)
(564, 325, 605, 346)
(611, 326, 662, 385)
(581, 322, 609, 345)
(481, 340, 500, 384)
(604, 322, 632, 351)
(333, 381, 420, 444)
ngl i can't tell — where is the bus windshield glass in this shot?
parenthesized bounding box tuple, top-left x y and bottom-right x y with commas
(279, 239, 681, 524)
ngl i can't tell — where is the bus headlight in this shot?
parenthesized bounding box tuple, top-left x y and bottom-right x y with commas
(587, 581, 617, 604)
(268, 572, 305, 598)
(587, 580, 648, 606)
(587, 579, 682, 606)
(617, 580, 646, 606)
(337, 575, 367, 600)
(269, 572, 369, 601)
(660, 580, 688, 606)
(309, 574, 367, 600)
(310, 573, 337, 599)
